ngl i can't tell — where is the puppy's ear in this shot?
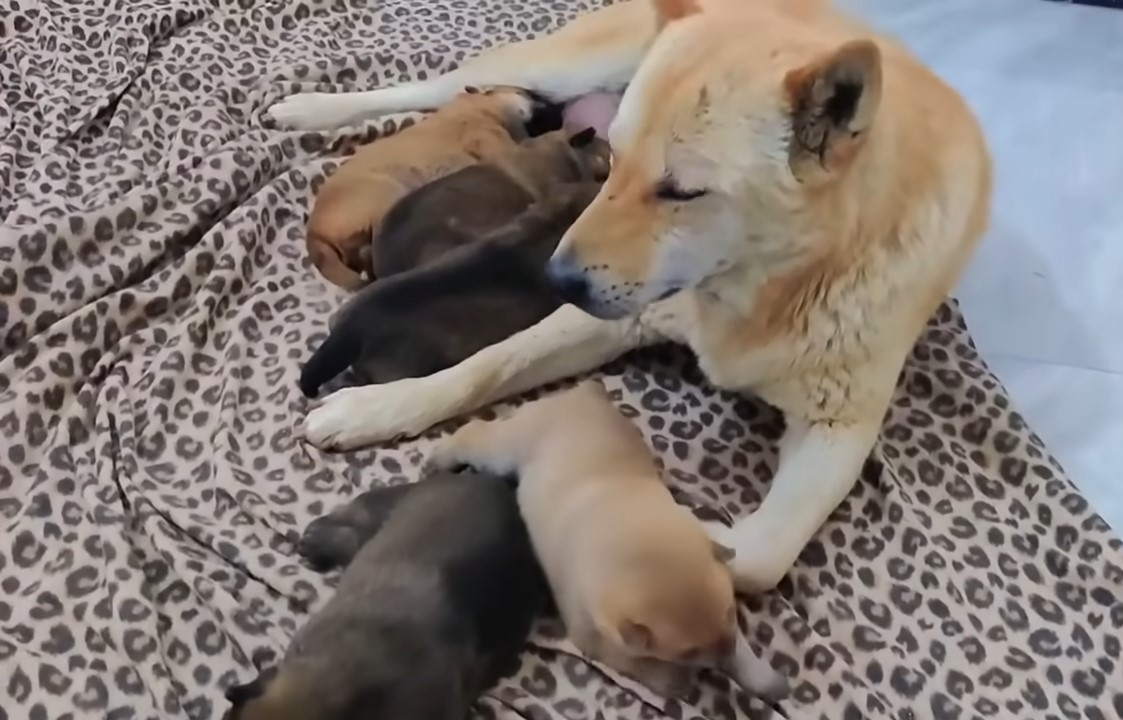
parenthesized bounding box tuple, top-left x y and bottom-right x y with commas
(568, 127, 598, 148)
(617, 620, 656, 654)
(711, 540, 736, 564)
(784, 39, 882, 179)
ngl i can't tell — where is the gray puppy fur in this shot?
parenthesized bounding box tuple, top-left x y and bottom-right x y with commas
(222, 471, 547, 720)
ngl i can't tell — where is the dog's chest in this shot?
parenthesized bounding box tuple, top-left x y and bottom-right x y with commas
(685, 294, 887, 421)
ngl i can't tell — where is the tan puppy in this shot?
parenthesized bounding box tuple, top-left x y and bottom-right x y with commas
(305, 86, 538, 290)
(425, 380, 789, 700)
(289, 0, 992, 598)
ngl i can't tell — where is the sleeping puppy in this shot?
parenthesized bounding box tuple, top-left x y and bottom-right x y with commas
(425, 380, 791, 701)
(222, 470, 548, 720)
(298, 141, 607, 398)
(306, 85, 544, 290)
(368, 126, 609, 278)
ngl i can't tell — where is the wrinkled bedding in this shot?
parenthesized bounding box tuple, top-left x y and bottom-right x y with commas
(1, 1, 1121, 718)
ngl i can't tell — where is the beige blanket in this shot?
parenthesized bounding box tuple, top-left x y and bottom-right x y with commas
(1, 0, 1120, 718)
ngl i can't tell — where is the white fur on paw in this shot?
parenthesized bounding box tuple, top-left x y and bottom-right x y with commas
(267, 93, 355, 130)
(302, 379, 447, 450)
(702, 519, 791, 594)
(701, 520, 737, 549)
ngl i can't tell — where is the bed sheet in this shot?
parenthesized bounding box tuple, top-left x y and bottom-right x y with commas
(1, 1, 1121, 718)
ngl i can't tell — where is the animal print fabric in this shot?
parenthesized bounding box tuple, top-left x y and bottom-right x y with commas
(0, 0, 1120, 718)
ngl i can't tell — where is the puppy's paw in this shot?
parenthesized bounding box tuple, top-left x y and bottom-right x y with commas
(299, 516, 361, 571)
(420, 445, 459, 479)
(267, 92, 358, 130)
(421, 422, 485, 477)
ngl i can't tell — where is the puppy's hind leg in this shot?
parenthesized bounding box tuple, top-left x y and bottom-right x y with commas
(266, 1, 655, 129)
(299, 483, 415, 570)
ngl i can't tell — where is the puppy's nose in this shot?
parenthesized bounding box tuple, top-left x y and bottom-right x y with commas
(546, 256, 590, 306)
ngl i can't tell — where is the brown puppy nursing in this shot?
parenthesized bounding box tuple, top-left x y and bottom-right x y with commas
(305, 86, 541, 290)
(426, 380, 790, 701)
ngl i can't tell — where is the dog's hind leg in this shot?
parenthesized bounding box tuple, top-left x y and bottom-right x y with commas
(301, 304, 660, 450)
(266, 1, 655, 130)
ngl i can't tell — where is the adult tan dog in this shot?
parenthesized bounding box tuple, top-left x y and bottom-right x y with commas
(425, 380, 789, 699)
(273, 0, 992, 593)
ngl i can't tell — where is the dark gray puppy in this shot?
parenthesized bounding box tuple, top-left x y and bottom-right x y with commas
(222, 471, 548, 720)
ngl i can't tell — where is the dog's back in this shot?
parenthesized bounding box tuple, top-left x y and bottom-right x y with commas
(222, 472, 546, 720)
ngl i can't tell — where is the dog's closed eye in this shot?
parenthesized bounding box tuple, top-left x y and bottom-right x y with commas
(654, 176, 707, 201)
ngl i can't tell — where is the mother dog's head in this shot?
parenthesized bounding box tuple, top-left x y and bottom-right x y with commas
(547, 0, 883, 319)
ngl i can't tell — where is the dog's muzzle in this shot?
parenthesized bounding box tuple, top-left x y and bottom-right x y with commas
(546, 254, 591, 308)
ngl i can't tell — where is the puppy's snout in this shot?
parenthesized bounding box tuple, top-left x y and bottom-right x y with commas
(546, 255, 590, 307)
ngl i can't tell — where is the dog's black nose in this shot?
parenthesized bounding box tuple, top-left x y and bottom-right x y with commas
(546, 257, 590, 306)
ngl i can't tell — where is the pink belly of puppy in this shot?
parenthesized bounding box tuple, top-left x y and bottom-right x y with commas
(563, 92, 623, 139)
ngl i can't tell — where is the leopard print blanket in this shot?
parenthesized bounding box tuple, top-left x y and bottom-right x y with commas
(1, 1, 1121, 718)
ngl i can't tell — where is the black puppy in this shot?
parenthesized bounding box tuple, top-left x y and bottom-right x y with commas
(222, 471, 548, 720)
(299, 181, 601, 396)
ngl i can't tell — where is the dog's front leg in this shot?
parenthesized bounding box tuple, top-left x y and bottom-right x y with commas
(302, 304, 652, 450)
(707, 419, 880, 594)
(267, 1, 654, 130)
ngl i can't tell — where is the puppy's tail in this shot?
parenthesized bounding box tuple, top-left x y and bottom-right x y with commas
(300, 326, 361, 398)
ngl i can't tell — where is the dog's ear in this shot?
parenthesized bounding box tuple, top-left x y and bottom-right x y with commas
(653, 0, 701, 30)
(784, 39, 882, 179)
(568, 127, 598, 148)
(711, 540, 736, 564)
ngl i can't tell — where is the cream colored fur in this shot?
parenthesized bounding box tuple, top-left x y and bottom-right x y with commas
(284, 0, 992, 593)
(424, 380, 788, 699)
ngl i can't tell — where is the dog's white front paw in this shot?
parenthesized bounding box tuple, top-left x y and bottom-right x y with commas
(302, 377, 459, 450)
(701, 520, 737, 551)
(704, 519, 792, 594)
(267, 92, 359, 130)
(303, 386, 387, 450)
